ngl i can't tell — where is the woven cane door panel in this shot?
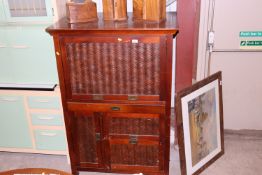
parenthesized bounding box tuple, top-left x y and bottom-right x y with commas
(109, 113, 160, 136)
(110, 143, 159, 167)
(73, 112, 102, 166)
(62, 37, 162, 99)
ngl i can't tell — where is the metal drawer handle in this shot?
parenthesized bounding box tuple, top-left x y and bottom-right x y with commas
(35, 99, 50, 103)
(37, 116, 54, 120)
(111, 106, 120, 111)
(129, 135, 138, 145)
(12, 45, 29, 49)
(96, 133, 101, 141)
(40, 132, 57, 137)
(0, 98, 19, 102)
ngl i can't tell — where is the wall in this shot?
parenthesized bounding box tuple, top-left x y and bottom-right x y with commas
(197, 0, 262, 130)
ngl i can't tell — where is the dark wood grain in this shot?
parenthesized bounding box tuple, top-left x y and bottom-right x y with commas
(46, 12, 178, 35)
(46, 12, 178, 175)
(0, 168, 71, 175)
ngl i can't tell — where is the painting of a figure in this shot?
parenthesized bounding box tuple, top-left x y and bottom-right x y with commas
(188, 88, 218, 166)
(176, 72, 224, 175)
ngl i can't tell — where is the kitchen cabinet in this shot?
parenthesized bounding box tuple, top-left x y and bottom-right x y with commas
(0, 87, 67, 155)
(0, 0, 67, 85)
(0, 95, 32, 148)
(0, 0, 67, 154)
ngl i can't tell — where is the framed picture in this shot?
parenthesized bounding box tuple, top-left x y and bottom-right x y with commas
(175, 71, 224, 175)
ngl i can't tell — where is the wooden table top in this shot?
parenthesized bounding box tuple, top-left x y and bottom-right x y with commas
(0, 168, 71, 175)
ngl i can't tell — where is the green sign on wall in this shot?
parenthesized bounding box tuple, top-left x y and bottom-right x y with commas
(240, 31, 262, 37)
(240, 41, 262, 46)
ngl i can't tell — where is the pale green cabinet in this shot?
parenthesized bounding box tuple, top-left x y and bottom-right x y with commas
(34, 130, 66, 151)
(27, 96, 60, 109)
(0, 25, 58, 84)
(0, 89, 67, 154)
(0, 95, 32, 148)
(0, 0, 66, 84)
(0, 25, 59, 84)
(31, 113, 63, 126)
(0, 0, 67, 154)
(1, 0, 54, 23)
(0, 27, 13, 83)
(0, 0, 5, 22)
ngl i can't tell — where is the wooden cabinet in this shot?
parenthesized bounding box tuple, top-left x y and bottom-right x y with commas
(47, 12, 178, 175)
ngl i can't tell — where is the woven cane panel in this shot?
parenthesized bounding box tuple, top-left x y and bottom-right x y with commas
(110, 117, 159, 135)
(75, 115, 97, 163)
(65, 41, 160, 95)
(110, 144, 159, 166)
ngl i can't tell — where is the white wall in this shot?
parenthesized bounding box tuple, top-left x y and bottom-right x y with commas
(197, 0, 262, 130)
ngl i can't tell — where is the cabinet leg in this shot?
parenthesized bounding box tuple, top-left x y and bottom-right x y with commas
(71, 169, 79, 175)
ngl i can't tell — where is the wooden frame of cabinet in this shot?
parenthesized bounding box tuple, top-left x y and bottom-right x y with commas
(47, 12, 178, 175)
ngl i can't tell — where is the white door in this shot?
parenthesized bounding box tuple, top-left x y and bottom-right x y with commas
(197, 0, 262, 130)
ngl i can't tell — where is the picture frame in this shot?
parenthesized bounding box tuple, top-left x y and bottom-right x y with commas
(175, 71, 224, 175)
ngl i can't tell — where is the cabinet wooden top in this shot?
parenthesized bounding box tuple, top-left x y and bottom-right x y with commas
(46, 12, 178, 35)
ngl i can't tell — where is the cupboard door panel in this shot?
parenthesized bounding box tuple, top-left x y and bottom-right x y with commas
(34, 129, 66, 151)
(7, 26, 58, 84)
(60, 36, 164, 100)
(70, 111, 103, 168)
(110, 143, 159, 166)
(0, 27, 14, 83)
(109, 113, 160, 136)
(105, 111, 165, 172)
(109, 136, 163, 173)
(0, 95, 32, 148)
(2, 0, 54, 22)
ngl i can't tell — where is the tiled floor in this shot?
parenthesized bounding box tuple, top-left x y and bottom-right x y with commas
(0, 131, 262, 175)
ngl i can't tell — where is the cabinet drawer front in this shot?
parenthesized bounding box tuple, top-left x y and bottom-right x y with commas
(67, 102, 165, 114)
(34, 130, 66, 151)
(109, 136, 161, 170)
(109, 113, 160, 136)
(31, 113, 63, 126)
(28, 96, 60, 109)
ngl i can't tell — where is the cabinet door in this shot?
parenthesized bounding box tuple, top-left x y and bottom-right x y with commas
(67, 102, 166, 173)
(2, 0, 54, 23)
(69, 111, 104, 169)
(6, 25, 58, 84)
(106, 112, 165, 173)
(60, 35, 166, 101)
(0, 27, 14, 83)
(0, 0, 6, 22)
(0, 95, 32, 148)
